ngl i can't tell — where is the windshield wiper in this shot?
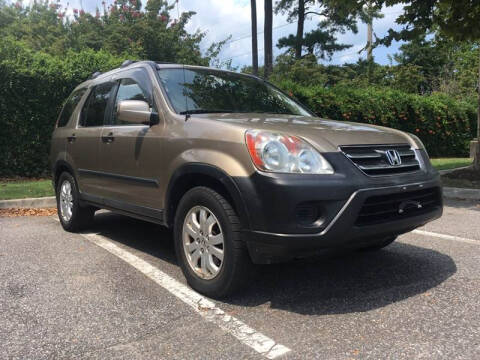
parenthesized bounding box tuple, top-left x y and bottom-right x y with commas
(179, 109, 234, 115)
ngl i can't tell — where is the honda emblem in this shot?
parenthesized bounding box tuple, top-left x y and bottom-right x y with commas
(385, 149, 402, 166)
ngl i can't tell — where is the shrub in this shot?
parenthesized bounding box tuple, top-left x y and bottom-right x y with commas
(0, 42, 476, 177)
(0, 40, 126, 177)
(276, 80, 477, 157)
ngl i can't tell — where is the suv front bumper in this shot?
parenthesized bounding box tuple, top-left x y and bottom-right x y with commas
(234, 151, 443, 263)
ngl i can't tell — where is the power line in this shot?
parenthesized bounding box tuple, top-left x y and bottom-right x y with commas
(230, 48, 264, 59)
(228, 48, 362, 62)
(223, 6, 405, 62)
(226, 22, 294, 45)
(225, 8, 404, 46)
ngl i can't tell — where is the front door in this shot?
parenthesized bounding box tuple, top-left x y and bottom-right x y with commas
(98, 68, 162, 214)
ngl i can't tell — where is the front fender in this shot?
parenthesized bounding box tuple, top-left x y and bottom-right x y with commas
(165, 161, 252, 231)
(167, 148, 254, 179)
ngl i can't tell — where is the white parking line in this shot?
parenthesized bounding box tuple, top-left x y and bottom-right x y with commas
(413, 230, 480, 245)
(69, 227, 291, 359)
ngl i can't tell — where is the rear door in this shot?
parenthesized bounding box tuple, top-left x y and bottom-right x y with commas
(67, 80, 116, 198)
(51, 87, 87, 172)
(98, 68, 162, 214)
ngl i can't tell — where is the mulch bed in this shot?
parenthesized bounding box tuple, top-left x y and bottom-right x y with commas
(441, 167, 480, 189)
(0, 208, 57, 217)
(443, 167, 480, 181)
(0, 177, 51, 182)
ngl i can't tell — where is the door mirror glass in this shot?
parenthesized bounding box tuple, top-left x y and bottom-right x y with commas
(116, 100, 151, 125)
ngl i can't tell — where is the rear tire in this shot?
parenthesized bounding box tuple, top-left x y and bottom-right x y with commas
(56, 172, 95, 232)
(357, 235, 397, 252)
(174, 186, 251, 298)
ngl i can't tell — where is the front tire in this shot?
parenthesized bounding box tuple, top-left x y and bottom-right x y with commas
(174, 186, 251, 298)
(56, 172, 95, 232)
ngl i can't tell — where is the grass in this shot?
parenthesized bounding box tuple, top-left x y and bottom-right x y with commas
(430, 158, 472, 171)
(0, 179, 54, 200)
(0, 157, 474, 200)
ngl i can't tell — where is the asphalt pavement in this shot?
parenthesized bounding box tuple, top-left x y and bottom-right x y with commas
(1, 198, 479, 359)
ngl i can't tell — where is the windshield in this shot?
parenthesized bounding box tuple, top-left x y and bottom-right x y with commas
(157, 68, 312, 116)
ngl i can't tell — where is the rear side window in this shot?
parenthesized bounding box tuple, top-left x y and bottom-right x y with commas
(57, 88, 86, 127)
(80, 82, 116, 127)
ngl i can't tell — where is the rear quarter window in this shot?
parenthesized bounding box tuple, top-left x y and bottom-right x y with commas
(57, 88, 87, 127)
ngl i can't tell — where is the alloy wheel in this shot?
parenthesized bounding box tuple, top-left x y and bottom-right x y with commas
(59, 180, 74, 222)
(182, 205, 225, 280)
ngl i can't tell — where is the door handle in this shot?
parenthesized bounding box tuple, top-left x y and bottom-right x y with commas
(67, 134, 76, 143)
(101, 132, 114, 143)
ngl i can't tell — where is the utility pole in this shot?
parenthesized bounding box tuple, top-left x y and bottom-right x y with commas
(251, 0, 258, 76)
(476, 45, 480, 169)
(264, 0, 273, 79)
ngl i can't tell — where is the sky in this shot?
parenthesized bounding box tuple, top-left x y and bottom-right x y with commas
(29, 0, 406, 68)
(177, 0, 406, 68)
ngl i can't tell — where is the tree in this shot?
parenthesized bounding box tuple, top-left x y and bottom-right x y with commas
(0, 0, 222, 66)
(358, 1, 383, 62)
(382, 0, 480, 168)
(275, 0, 308, 59)
(275, 0, 357, 60)
(250, 0, 258, 75)
(393, 35, 454, 94)
(264, 0, 273, 78)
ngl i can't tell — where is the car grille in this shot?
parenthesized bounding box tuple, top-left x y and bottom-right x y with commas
(340, 144, 421, 176)
(355, 187, 442, 226)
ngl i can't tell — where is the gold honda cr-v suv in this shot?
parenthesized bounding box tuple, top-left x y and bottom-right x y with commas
(50, 60, 443, 297)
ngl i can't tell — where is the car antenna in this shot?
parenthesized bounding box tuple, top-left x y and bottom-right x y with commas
(182, 64, 190, 121)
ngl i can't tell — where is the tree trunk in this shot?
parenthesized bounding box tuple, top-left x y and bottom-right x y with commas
(366, 19, 373, 83)
(367, 19, 373, 61)
(366, 2, 374, 83)
(295, 0, 305, 59)
(250, 0, 258, 76)
(264, 0, 273, 79)
(475, 45, 480, 170)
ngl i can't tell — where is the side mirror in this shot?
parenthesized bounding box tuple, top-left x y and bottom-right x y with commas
(117, 100, 157, 126)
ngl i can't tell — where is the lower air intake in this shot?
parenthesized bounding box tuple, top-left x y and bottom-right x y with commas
(355, 187, 442, 226)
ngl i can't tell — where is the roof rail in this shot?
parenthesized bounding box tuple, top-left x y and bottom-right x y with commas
(89, 71, 102, 80)
(121, 60, 137, 68)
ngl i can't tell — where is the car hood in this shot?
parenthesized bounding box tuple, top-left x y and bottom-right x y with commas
(197, 113, 417, 152)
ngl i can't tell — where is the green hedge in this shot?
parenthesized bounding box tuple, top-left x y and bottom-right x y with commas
(0, 40, 126, 177)
(277, 80, 477, 157)
(0, 43, 476, 177)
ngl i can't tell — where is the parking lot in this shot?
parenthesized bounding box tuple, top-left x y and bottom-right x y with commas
(1, 198, 479, 359)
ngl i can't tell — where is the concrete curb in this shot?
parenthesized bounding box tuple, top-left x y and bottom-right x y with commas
(438, 165, 473, 175)
(443, 187, 480, 201)
(0, 186, 478, 209)
(0, 196, 56, 209)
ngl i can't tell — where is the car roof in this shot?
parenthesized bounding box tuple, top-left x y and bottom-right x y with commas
(73, 60, 261, 92)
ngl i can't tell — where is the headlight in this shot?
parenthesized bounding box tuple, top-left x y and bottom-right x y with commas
(245, 130, 334, 174)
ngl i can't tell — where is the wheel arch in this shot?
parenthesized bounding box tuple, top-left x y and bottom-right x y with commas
(53, 160, 76, 191)
(165, 163, 251, 231)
